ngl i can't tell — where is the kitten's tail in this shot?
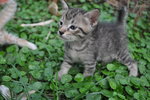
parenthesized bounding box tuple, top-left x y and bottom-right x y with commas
(0, 0, 17, 30)
(117, 6, 127, 24)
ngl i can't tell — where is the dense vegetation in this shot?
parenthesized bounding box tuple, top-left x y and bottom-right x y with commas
(0, 0, 149, 100)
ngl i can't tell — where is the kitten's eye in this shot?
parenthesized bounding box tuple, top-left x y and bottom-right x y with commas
(59, 21, 63, 26)
(69, 25, 76, 30)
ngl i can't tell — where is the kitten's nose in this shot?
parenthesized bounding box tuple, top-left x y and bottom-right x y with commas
(59, 31, 64, 35)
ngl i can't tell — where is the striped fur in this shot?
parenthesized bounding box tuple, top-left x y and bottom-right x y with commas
(58, 1, 138, 79)
(0, 0, 17, 29)
(0, 0, 37, 50)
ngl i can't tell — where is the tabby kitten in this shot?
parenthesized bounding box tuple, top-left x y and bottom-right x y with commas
(0, 0, 37, 50)
(57, 0, 138, 79)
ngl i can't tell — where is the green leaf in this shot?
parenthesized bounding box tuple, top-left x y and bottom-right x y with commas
(74, 73, 84, 82)
(6, 45, 18, 53)
(0, 51, 5, 56)
(108, 98, 116, 100)
(134, 93, 140, 100)
(79, 87, 88, 93)
(94, 72, 103, 81)
(138, 89, 148, 99)
(20, 47, 30, 53)
(80, 0, 86, 2)
(108, 79, 117, 90)
(86, 93, 101, 100)
(20, 33, 27, 39)
(28, 65, 36, 70)
(90, 86, 100, 92)
(113, 92, 117, 96)
(99, 78, 109, 89)
(84, 82, 95, 89)
(65, 89, 79, 98)
(101, 70, 115, 76)
(32, 82, 42, 90)
(13, 85, 23, 93)
(125, 86, 134, 96)
(44, 66, 53, 80)
(139, 64, 146, 74)
(119, 78, 129, 85)
(61, 83, 72, 90)
(20, 77, 28, 84)
(2, 76, 12, 82)
(101, 90, 113, 98)
(61, 74, 72, 84)
(117, 93, 126, 100)
(50, 82, 58, 90)
(72, 83, 84, 88)
(115, 75, 129, 85)
(30, 70, 42, 79)
(140, 76, 150, 87)
(145, 73, 150, 81)
(0, 55, 6, 64)
(106, 64, 117, 71)
(20, 71, 26, 76)
(130, 77, 141, 87)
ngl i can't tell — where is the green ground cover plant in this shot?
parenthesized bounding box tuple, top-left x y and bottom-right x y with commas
(0, 0, 149, 100)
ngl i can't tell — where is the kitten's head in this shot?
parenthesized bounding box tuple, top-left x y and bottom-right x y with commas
(58, 0, 100, 41)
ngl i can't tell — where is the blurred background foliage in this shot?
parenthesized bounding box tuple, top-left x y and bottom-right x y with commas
(0, 0, 150, 100)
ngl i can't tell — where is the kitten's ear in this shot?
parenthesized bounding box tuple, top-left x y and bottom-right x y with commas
(61, 0, 69, 10)
(84, 9, 100, 26)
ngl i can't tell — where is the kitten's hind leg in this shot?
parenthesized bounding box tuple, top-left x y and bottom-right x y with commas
(1, 31, 37, 50)
(125, 61, 138, 77)
(117, 50, 138, 76)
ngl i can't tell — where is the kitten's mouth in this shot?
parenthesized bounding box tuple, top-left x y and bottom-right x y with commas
(59, 35, 77, 42)
(59, 35, 70, 41)
(58, 34, 69, 40)
(60, 36, 67, 40)
(57, 32, 77, 41)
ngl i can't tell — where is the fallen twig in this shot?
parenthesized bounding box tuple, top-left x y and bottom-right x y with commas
(21, 20, 54, 27)
(19, 90, 36, 100)
(45, 31, 51, 40)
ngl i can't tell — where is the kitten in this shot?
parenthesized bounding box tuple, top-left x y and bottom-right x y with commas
(0, 0, 37, 50)
(57, 0, 138, 79)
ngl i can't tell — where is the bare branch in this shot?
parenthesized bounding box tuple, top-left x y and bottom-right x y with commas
(21, 20, 54, 27)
